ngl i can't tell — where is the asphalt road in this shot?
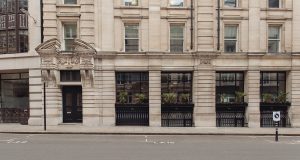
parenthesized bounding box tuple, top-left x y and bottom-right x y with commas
(0, 134, 299, 160)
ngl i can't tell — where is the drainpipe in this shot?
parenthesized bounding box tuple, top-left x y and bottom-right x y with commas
(190, 0, 194, 50)
(217, 0, 220, 51)
(40, 0, 44, 43)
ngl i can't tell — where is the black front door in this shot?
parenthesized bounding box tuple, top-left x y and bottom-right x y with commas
(63, 86, 82, 123)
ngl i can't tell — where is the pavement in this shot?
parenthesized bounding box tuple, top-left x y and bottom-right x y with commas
(0, 134, 300, 160)
(1, 124, 300, 135)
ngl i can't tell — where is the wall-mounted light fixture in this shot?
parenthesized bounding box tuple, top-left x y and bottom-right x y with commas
(20, 8, 37, 24)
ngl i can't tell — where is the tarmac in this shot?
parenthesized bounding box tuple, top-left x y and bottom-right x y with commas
(1, 124, 300, 135)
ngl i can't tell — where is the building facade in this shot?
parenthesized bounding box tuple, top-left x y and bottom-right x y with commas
(2, 0, 300, 129)
(0, 0, 42, 125)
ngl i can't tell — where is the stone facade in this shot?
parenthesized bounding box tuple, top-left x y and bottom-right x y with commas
(3, 0, 300, 128)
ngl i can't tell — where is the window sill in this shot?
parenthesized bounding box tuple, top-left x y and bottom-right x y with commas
(56, 4, 81, 7)
(0, 52, 37, 59)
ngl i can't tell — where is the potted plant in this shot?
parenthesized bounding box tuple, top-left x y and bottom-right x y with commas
(275, 92, 288, 103)
(179, 93, 190, 104)
(235, 91, 246, 103)
(262, 93, 274, 103)
(134, 93, 147, 104)
(162, 93, 177, 104)
(118, 91, 128, 104)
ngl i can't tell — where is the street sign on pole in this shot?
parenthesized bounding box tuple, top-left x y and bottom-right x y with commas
(273, 111, 280, 142)
(273, 111, 280, 122)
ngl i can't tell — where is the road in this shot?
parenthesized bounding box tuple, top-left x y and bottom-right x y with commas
(0, 134, 299, 160)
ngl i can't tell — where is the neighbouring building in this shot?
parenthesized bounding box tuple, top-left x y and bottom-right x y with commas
(2, 0, 300, 129)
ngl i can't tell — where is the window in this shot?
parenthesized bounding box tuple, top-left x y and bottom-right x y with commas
(125, 24, 139, 52)
(161, 72, 192, 104)
(0, 0, 28, 54)
(124, 0, 138, 6)
(216, 72, 244, 103)
(60, 70, 81, 82)
(268, 26, 280, 53)
(116, 72, 149, 104)
(269, 0, 280, 8)
(260, 72, 286, 102)
(224, 25, 238, 53)
(63, 23, 77, 51)
(224, 0, 237, 7)
(64, 0, 77, 4)
(170, 0, 184, 7)
(170, 24, 184, 52)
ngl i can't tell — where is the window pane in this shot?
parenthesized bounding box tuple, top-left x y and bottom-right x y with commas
(60, 70, 81, 82)
(19, 0, 28, 10)
(269, 26, 280, 39)
(0, 0, 7, 13)
(7, 30, 16, 53)
(64, 24, 77, 39)
(64, 0, 77, 4)
(170, 0, 184, 7)
(269, 0, 280, 8)
(125, 24, 139, 52)
(124, 0, 138, 6)
(224, 0, 237, 7)
(225, 26, 237, 39)
(19, 30, 28, 52)
(0, 31, 6, 54)
(65, 39, 75, 51)
(268, 40, 279, 53)
(224, 40, 236, 52)
(170, 25, 184, 52)
(125, 25, 138, 38)
(0, 15, 6, 30)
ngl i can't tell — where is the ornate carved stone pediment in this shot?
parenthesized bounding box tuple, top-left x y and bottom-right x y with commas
(36, 39, 96, 87)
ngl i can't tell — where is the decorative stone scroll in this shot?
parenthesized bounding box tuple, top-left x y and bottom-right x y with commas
(35, 38, 97, 87)
(196, 53, 219, 66)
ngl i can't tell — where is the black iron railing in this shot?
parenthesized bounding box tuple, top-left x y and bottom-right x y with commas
(115, 104, 149, 126)
(216, 104, 247, 127)
(260, 103, 291, 127)
(161, 104, 194, 127)
(0, 108, 29, 125)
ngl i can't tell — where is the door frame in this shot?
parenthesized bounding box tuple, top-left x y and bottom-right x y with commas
(62, 86, 82, 123)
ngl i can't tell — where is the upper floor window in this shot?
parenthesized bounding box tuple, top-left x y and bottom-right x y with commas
(63, 23, 77, 51)
(125, 24, 139, 52)
(64, 0, 77, 4)
(224, 25, 238, 53)
(269, 0, 280, 8)
(124, 0, 138, 6)
(170, 24, 184, 52)
(224, 0, 237, 7)
(170, 0, 184, 7)
(268, 26, 281, 53)
(0, 0, 28, 54)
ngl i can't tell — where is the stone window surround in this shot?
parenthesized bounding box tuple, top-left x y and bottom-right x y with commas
(267, 23, 284, 53)
(168, 21, 187, 52)
(223, 0, 239, 8)
(222, 22, 240, 53)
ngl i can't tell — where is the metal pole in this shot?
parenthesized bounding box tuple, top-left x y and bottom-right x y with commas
(275, 122, 278, 142)
(44, 82, 46, 131)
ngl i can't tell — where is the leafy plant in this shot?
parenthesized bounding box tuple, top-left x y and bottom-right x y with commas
(235, 91, 246, 103)
(262, 93, 274, 103)
(179, 93, 190, 103)
(118, 91, 128, 104)
(275, 92, 288, 103)
(134, 93, 147, 104)
(162, 93, 177, 104)
(219, 94, 226, 103)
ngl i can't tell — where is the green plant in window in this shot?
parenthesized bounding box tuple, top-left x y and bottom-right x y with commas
(134, 93, 147, 104)
(235, 91, 246, 103)
(179, 93, 190, 104)
(262, 93, 274, 103)
(162, 93, 177, 104)
(219, 94, 226, 103)
(275, 92, 288, 103)
(118, 91, 128, 104)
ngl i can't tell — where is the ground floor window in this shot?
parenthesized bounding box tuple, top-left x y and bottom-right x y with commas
(0, 72, 29, 124)
(161, 72, 194, 127)
(115, 72, 149, 126)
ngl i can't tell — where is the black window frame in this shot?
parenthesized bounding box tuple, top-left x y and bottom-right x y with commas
(260, 71, 286, 102)
(161, 72, 193, 104)
(60, 70, 81, 82)
(269, 0, 280, 8)
(0, 0, 28, 54)
(116, 72, 149, 104)
(216, 72, 245, 103)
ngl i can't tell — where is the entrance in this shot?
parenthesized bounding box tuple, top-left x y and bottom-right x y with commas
(62, 86, 82, 123)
